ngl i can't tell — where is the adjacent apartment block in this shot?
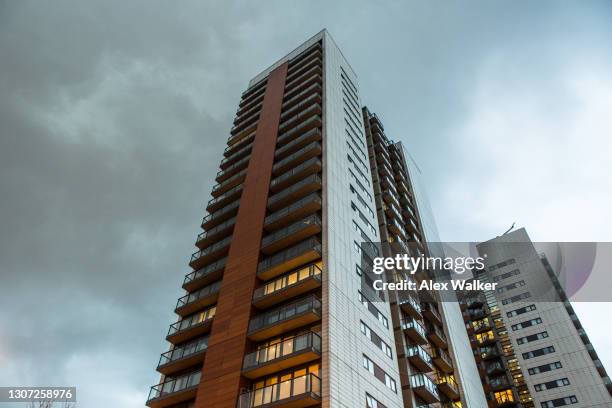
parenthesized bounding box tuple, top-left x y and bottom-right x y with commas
(145, 30, 486, 408)
(459, 228, 612, 408)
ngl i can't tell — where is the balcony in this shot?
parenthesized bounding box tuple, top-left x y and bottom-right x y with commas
(406, 345, 433, 372)
(272, 142, 322, 176)
(435, 374, 460, 400)
(206, 184, 243, 213)
(286, 51, 322, 83)
(270, 158, 322, 193)
(196, 216, 235, 248)
(494, 391, 517, 407)
(281, 83, 322, 115)
(267, 175, 322, 212)
(276, 127, 322, 160)
(486, 362, 505, 377)
(283, 73, 322, 103)
(243, 332, 322, 379)
(247, 295, 322, 341)
(480, 346, 500, 361)
(237, 373, 321, 408)
(473, 319, 491, 333)
(427, 324, 448, 349)
(264, 193, 322, 232)
(421, 303, 443, 327)
(167, 306, 215, 344)
(146, 370, 200, 408)
(278, 103, 322, 135)
(258, 237, 322, 281)
(157, 335, 208, 375)
(401, 318, 427, 345)
(189, 235, 231, 270)
(253, 264, 322, 309)
(223, 132, 254, 159)
(387, 218, 407, 240)
(202, 199, 240, 230)
(410, 374, 440, 403)
(284, 65, 323, 95)
(280, 93, 322, 124)
(183, 257, 226, 292)
(287, 45, 322, 74)
(216, 154, 250, 183)
(399, 292, 422, 319)
(261, 215, 322, 255)
(211, 168, 246, 197)
(175, 280, 222, 317)
(431, 348, 453, 373)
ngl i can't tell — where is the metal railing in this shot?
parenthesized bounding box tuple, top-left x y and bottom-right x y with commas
(158, 336, 209, 368)
(264, 193, 321, 226)
(248, 295, 321, 334)
(253, 264, 322, 301)
(183, 258, 226, 287)
(243, 332, 321, 370)
(168, 306, 215, 337)
(257, 237, 321, 275)
(190, 236, 232, 264)
(267, 175, 321, 208)
(237, 373, 321, 408)
(410, 374, 439, 399)
(261, 214, 321, 249)
(176, 280, 221, 310)
(147, 370, 201, 402)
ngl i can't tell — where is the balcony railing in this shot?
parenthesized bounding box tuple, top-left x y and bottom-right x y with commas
(189, 236, 231, 269)
(196, 216, 236, 248)
(261, 214, 321, 255)
(272, 141, 322, 175)
(280, 93, 322, 123)
(284, 65, 322, 95)
(157, 335, 209, 374)
(399, 292, 422, 318)
(401, 318, 427, 344)
(175, 280, 221, 316)
(248, 295, 321, 340)
(202, 199, 240, 229)
(435, 374, 460, 399)
(253, 264, 322, 308)
(270, 157, 322, 192)
(275, 128, 322, 161)
(223, 132, 254, 159)
(183, 257, 226, 291)
(283, 73, 322, 103)
(267, 175, 322, 211)
(211, 169, 246, 197)
(406, 345, 433, 371)
(167, 306, 215, 343)
(431, 347, 453, 373)
(147, 370, 201, 407)
(237, 373, 321, 408)
(216, 154, 250, 183)
(277, 103, 322, 135)
(243, 332, 321, 377)
(410, 374, 440, 403)
(264, 193, 322, 231)
(427, 323, 448, 349)
(257, 237, 322, 280)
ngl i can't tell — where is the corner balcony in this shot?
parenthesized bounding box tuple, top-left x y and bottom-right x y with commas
(211, 168, 246, 197)
(272, 142, 322, 176)
(201, 199, 240, 230)
(216, 154, 250, 183)
(421, 303, 443, 327)
(242, 332, 322, 379)
(401, 318, 427, 345)
(257, 237, 322, 281)
(270, 158, 322, 193)
(486, 362, 506, 377)
(175, 280, 221, 317)
(146, 370, 200, 408)
(267, 175, 322, 212)
(183, 257, 226, 292)
(435, 374, 460, 400)
(195, 216, 235, 248)
(406, 345, 433, 372)
(247, 295, 322, 341)
(264, 193, 322, 232)
(206, 184, 243, 213)
(157, 335, 208, 375)
(261, 215, 322, 255)
(275, 128, 322, 161)
(253, 264, 322, 309)
(427, 323, 448, 349)
(166, 307, 215, 344)
(223, 132, 254, 159)
(431, 348, 453, 373)
(410, 374, 440, 403)
(189, 235, 231, 270)
(237, 373, 321, 408)
(399, 292, 422, 319)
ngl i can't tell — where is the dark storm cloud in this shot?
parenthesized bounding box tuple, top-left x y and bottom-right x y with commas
(1, 1, 611, 407)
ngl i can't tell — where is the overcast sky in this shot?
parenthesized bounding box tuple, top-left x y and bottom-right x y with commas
(1, 1, 611, 407)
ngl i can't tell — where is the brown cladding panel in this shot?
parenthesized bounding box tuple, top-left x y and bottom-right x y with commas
(194, 63, 289, 407)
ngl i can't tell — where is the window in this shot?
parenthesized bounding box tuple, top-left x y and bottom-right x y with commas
(350, 185, 375, 219)
(494, 390, 514, 404)
(523, 346, 555, 360)
(534, 378, 570, 392)
(476, 330, 495, 344)
(358, 291, 389, 328)
(528, 361, 563, 375)
(511, 317, 542, 331)
(366, 393, 387, 408)
(360, 321, 392, 359)
(540, 396, 578, 407)
(517, 331, 549, 345)
(363, 355, 374, 373)
(497, 280, 526, 293)
(492, 268, 520, 282)
(385, 374, 397, 392)
(362, 354, 396, 393)
(507, 304, 537, 318)
(502, 291, 531, 305)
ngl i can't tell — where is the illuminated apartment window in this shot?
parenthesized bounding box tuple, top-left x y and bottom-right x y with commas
(476, 330, 494, 343)
(495, 389, 514, 403)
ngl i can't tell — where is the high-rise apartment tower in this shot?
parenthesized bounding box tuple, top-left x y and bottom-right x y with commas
(146, 30, 485, 408)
